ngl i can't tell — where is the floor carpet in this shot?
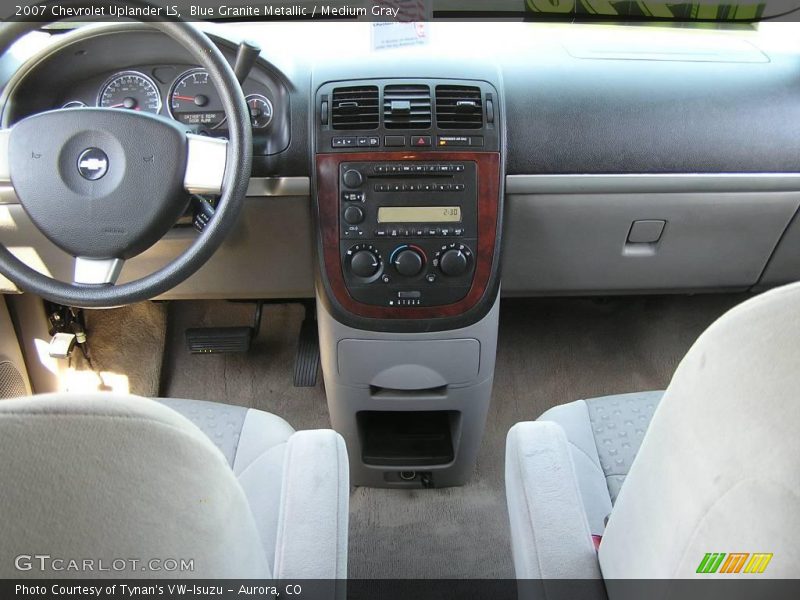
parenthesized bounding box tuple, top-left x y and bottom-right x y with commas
(66, 301, 167, 397)
(154, 293, 744, 579)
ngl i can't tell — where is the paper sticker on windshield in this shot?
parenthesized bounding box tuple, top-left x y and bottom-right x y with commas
(372, 1, 432, 51)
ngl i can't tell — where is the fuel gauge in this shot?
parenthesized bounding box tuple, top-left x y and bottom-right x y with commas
(245, 94, 273, 129)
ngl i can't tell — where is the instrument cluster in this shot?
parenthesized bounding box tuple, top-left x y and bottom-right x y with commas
(61, 67, 274, 132)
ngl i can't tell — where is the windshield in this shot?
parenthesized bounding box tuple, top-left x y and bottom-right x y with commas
(4, 0, 800, 23)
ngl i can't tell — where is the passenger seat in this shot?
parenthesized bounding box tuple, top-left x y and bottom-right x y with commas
(506, 282, 800, 579)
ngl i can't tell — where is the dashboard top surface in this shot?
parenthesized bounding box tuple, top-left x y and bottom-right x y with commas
(3, 21, 800, 176)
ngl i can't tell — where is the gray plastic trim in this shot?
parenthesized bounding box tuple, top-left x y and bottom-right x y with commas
(246, 176, 309, 197)
(74, 257, 123, 285)
(506, 173, 800, 195)
(0, 176, 310, 205)
(318, 294, 499, 488)
(183, 134, 228, 196)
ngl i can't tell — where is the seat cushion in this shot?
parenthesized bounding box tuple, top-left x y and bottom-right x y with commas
(158, 398, 294, 568)
(537, 391, 662, 535)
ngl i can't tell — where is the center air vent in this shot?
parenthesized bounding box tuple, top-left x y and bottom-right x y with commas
(383, 85, 431, 129)
(435, 85, 483, 129)
(331, 85, 379, 130)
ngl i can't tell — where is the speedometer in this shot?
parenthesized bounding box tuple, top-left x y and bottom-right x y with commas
(168, 68, 225, 128)
(97, 71, 161, 114)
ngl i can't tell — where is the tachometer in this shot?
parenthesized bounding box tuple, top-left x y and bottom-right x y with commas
(168, 68, 225, 128)
(97, 71, 161, 114)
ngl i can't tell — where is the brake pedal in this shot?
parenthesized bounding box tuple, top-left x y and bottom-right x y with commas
(185, 301, 263, 354)
(293, 303, 320, 387)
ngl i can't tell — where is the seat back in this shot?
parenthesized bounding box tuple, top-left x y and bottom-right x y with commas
(599, 283, 800, 578)
(0, 393, 269, 578)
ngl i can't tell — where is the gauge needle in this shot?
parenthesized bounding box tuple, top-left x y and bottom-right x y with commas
(173, 95, 195, 101)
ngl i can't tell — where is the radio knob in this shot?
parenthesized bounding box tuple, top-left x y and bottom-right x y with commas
(350, 249, 380, 278)
(439, 248, 469, 277)
(343, 169, 363, 188)
(393, 248, 424, 277)
(343, 205, 364, 225)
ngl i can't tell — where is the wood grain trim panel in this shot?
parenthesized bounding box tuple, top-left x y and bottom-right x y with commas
(316, 151, 501, 320)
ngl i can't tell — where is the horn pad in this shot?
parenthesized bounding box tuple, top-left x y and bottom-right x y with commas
(8, 108, 189, 259)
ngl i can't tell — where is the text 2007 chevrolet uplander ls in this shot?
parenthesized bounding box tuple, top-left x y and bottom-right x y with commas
(0, 1, 797, 597)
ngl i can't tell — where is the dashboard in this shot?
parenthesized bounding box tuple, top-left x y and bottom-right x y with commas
(2, 21, 800, 322)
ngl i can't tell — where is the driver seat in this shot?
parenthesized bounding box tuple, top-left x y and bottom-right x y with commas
(0, 393, 349, 580)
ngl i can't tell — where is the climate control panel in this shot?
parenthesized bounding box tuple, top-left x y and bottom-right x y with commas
(338, 161, 478, 308)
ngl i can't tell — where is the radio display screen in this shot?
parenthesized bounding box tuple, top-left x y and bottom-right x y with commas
(377, 206, 462, 223)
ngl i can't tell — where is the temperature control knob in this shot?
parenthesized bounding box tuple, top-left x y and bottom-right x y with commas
(439, 248, 470, 277)
(343, 169, 363, 188)
(350, 249, 381, 279)
(392, 247, 425, 277)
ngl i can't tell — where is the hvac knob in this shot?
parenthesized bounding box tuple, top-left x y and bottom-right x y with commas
(350, 249, 380, 278)
(343, 169, 363, 188)
(343, 205, 364, 225)
(439, 248, 469, 277)
(392, 248, 424, 277)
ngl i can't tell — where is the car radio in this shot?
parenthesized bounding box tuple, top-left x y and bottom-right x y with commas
(338, 161, 478, 307)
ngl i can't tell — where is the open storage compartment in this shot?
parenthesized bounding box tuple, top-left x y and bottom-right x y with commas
(358, 411, 457, 466)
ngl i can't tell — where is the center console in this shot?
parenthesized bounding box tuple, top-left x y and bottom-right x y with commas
(313, 77, 504, 488)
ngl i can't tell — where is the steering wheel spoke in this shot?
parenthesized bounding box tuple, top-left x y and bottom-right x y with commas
(0, 128, 11, 184)
(74, 257, 124, 286)
(184, 134, 228, 196)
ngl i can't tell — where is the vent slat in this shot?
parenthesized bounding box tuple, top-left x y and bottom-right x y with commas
(435, 85, 483, 130)
(331, 85, 379, 130)
(383, 84, 431, 130)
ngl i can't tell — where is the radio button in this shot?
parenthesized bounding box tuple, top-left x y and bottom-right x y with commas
(342, 192, 364, 202)
(343, 206, 365, 225)
(343, 169, 363, 188)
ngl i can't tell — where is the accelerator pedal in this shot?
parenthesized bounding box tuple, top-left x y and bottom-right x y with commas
(293, 303, 320, 387)
(185, 301, 263, 354)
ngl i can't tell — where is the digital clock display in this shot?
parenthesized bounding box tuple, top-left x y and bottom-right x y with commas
(377, 206, 462, 223)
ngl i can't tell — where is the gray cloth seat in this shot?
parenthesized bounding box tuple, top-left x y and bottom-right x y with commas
(506, 282, 800, 582)
(157, 398, 297, 570)
(0, 393, 349, 583)
(537, 391, 662, 535)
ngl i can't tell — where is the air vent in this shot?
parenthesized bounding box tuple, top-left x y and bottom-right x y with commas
(383, 85, 431, 129)
(435, 85, 483, 129)
(331, 86, 379, 130)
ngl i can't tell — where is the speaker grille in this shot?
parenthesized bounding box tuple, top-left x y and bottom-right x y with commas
(0, 361, 26, 399)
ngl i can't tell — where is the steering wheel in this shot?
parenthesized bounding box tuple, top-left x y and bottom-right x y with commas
(0, 4, 252, 308)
